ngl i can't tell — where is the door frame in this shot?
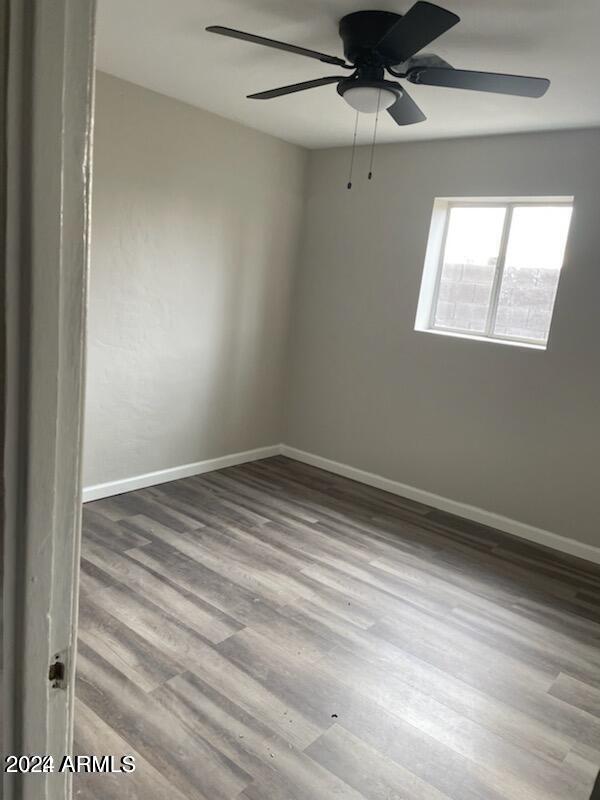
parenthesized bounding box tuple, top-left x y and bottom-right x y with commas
(2, 1, 96, 798)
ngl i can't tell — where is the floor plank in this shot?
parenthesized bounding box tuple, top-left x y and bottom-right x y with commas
(76, 455, 600, 799)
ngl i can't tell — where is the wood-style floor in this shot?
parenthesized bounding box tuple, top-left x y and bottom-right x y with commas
(74, 456, 600, 800)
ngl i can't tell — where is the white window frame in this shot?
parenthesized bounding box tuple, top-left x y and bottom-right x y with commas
(415, 197, 574, 349)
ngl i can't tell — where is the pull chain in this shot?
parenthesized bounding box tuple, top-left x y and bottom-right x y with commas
(347, 110, 359, 190)
(368, 89, 382, 181)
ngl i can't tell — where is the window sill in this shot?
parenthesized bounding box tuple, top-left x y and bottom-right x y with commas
(415, 326, 547, 351)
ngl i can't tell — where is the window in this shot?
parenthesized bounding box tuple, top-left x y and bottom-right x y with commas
(415, 198, 574, 348)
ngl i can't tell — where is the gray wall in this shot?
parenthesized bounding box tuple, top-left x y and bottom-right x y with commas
(85, 83, 599, 551)
(286, 129, 600, 547)
(83, 73, 306, 487)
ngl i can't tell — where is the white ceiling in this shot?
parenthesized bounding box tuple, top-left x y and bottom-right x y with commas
(96, 0, 600, 149)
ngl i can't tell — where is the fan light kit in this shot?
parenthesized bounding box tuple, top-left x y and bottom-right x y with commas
(342, 86, 398, 113)
(207, 3, 550, 188)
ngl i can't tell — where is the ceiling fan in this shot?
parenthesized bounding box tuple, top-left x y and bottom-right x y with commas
(206, 3, 550, 126)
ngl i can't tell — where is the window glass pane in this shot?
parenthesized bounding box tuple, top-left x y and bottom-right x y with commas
(493, 206, 573, 342)
(433, 206, 506, 333)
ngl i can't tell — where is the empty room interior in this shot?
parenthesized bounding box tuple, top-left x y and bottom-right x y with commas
(75, 1, 600, 798)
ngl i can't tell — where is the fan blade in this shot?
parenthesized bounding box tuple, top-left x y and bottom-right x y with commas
(206, 26, 349, 68)
(394, 52, 453, 72)
(376, 2, 460, 63)
(387, 88, 427, 125)
(408, 67, 550, 97)
(248, 76, 343, 100)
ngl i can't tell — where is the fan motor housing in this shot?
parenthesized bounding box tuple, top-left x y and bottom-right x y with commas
(339, 10, 402, 66)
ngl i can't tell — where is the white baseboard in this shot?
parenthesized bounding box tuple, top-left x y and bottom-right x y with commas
(280, 445, 600, 566)
(82, 445, 282, 503)
(83, 441, 600, 565)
